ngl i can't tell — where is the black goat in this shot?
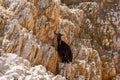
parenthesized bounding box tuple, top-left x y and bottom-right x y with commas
(55, 33, 72, 63)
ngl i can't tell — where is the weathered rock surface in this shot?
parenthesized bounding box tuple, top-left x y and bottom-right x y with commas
(0, 53, 66, 80)
(0, 0, 60, 74)
(0, 0, 120, 80)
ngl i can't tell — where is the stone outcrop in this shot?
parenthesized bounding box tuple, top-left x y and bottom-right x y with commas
(0, 0, 60, 74)
(0, 53, 66, 80)
(0, 0, 119, 80)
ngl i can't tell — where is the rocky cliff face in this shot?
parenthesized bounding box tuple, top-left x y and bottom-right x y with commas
(0, 0, 120, 80)
(0, 53, 66, 80)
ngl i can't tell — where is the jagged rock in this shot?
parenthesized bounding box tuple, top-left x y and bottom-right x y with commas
(0, 0, 60, 74)
(60, 5, 85, 44)
(77, 2, 99, 18)
(101, 51, 118, 80)
(112, 74, 120, 80)
(0, 0, 60, 50)
(0, 53, 65, 80)
(57, 48, 102, 80)
(52, 75, 66, 80)
(0, 0, 119, 80)
(61, 0, 100, 5)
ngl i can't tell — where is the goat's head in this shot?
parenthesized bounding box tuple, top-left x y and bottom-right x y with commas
(54, 32, 63, 44)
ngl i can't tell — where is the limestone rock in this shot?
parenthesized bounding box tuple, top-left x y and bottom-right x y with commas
(60, 5, 85, 44)
(0, 0, 120, 80)
(52, 75, 66, 80)
(59, 0, 120, 79)
(1, 0, 60, 45)
(0, 53, 66, 80)
(101, 51, 116, 80)
(0, 0, 60, 74)
(112, 74, 120, 80)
